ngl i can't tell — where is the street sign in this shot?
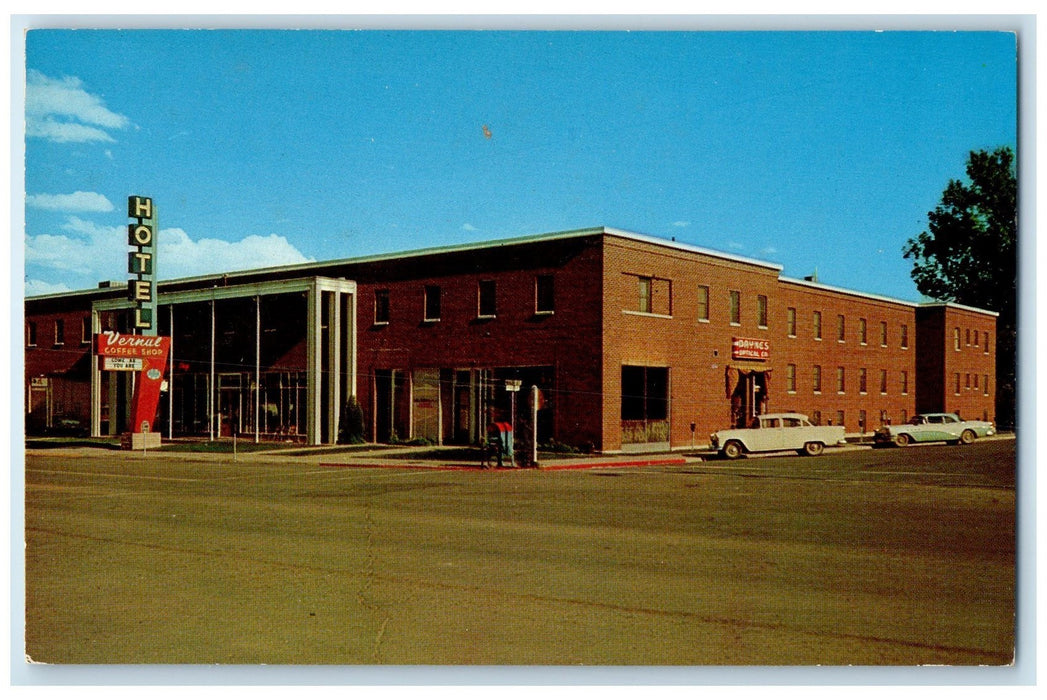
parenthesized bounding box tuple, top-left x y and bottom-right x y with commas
(505, 379, 522, 392)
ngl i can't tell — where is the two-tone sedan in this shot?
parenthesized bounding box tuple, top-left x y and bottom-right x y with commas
(874, 412, 995, 447)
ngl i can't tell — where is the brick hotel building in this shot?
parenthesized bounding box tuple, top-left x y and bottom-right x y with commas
(23, 227, 998, 453)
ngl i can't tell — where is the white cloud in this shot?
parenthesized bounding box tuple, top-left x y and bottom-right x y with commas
(672, 221, 691, 228)
(158, 229, 313, 278)
(27, 191, 114, 213)
(26, 70, 129, 144)
(24, 279, 72, 297)
(462, 223, 477, 231)
(761, 246, 778, 255)
(24, 217, 314, 293)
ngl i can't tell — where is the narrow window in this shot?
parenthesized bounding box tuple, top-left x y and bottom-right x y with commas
(835, 410, 845, 428)
(973, 330, 979, 347)
(837, 314, 846, 342)
(954, 373, 961, 395)
(424, 285, 441, 322)
(786, 307, 796, 336)
(478, 280, 497, 317)
(901, 371, 909, 395)
(879, 369, 888, 394)
(836, 366, 846, 393)
(535, 275, 554, 314)
(374, 289, 390, 324)
(880, 320, 888, 347)
(27, 321, 37, 347)
(859, 410, 867, 432)
(954, 327, 961, 351)
(638, 277, 652, 314)
(812, 365, 822, 393)
(813, 311, 822, 340)
(984, 334, 990, 355)
(729, 290, 741, 325)
(901, 324, 909, 349)
(859, 318, 867, 345)
(984, 375, 990, 396)
(54, 319, 64, 346)
(697, 285, 710, 321)
(811, 410, 822, 426)
(757, 295, 768, 328)
(81, 316, 92, 344)
(965, 373, 971, 390)
(974, 374, 979, 389)
(966, 328, 971, 346)
(859, 367, 867, 394)
(786, 363, 797, 392)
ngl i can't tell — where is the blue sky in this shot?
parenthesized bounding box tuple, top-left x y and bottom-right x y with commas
(21, 28, 1017, 301)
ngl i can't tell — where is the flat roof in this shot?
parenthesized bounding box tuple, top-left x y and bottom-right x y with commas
(23, 226, 994, 316)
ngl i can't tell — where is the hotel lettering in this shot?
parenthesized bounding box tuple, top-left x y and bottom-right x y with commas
(128, 196, 157, 333)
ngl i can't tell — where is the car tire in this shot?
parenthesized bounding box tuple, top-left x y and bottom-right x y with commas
(803, 442, 825, 457)
(894, 433, 911, 447)
(722, 441, 744, 460)
(959, 429, 976, 445)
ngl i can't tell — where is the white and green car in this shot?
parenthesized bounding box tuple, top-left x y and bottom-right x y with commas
(874, 412, 995, 447)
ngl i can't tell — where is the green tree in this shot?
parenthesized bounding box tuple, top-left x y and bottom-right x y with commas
(903, 146, 1017, 428)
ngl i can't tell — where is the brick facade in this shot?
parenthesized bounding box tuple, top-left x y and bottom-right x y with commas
(24, 227, 999, 450)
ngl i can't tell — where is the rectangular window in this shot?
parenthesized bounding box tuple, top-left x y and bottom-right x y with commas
(27, 321, 37, 347)
(880, 320, 888, 347)
(374, 289, 390, 324)
(984, 334, 991, 355)
(973, 330, 979, 347)
(697, 285, 710, 321)
(621, 365, 669, 421)
(837, 314, 846, 342)
(859, 318, 867, 345)
(812, 365, 822, 393)
(901, 371, 909, 395)
(535, 275, 554, 314)
(966, 328, 971, 346)
(965, 373, 971, 390)
(478, 280, 497, 317)
(954, 372, 961, 395)
(811, 410, 822, 426)
(984, 375, 990, 396)
(786, 363, 797, 392)
(729, 290, 741, 325)
(859, 367, 867, 394)
(880, 369, 888, 394)
(81, 316, 92, 344)
(835, 410, 845, 428)
(954, 327, 961, 351)
(54, 319, 64, 346)
(859, 410, 867, 431)
(638, 277, 652, 314)
(757, 295, 768, 328)
(813, 311, 822, 340)
(787, 307, 796, 336)
(424, 285, 441, 321)
(974, 374, 980, 389)
(901, 324, 909, 349)
(836, 366, 846, 393)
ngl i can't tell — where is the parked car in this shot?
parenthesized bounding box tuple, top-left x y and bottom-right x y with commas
(709, 413, 847, 459)
(873, 413, 995, 447)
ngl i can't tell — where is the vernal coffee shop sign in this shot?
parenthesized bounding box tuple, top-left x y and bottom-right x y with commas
(732, 337, 770, 361)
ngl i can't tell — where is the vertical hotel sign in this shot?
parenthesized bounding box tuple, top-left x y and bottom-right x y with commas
(128, 196, 158, 334)
(94, 196, 170, 440)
